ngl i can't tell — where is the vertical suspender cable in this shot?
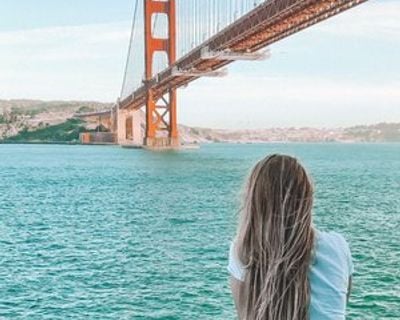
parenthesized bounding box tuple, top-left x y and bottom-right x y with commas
(193, 0, 195, 47)
(120, 0, 139, 98)
(234, 0, 237, 20)
(201, 1, 203, 41)
(231, 0, 233, 26)
(217, 0, 220, 31)
(213, 0, 216, 35)
(201, 0, 205, 41)
(195, 0, 198, 46)
(198, 0, 201, 44)
(185, 0, 187, 53)
(200, 0, 202, 43)
(192, 0, 195, 47)
(209, 0, 212, 39)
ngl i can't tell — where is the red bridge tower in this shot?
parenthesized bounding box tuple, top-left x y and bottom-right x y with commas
(144, 0, 179, 149)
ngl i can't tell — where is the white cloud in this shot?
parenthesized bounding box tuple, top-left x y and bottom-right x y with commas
(0, 22, 130, 46)
(0, 22, 130, 60)
(0, 22, 132, 101)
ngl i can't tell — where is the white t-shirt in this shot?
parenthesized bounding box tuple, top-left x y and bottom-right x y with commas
(228, 230, 354, 320)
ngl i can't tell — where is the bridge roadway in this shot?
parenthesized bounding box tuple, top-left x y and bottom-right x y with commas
(119, 0, 366, 111)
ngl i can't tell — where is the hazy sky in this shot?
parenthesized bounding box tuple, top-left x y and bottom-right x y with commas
(0, 0, 399, 128)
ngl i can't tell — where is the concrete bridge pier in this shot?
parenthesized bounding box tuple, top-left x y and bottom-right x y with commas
(116, 108, 143, 146)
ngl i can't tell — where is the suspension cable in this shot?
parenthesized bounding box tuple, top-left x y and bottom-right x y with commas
(120, 0, 140, 98)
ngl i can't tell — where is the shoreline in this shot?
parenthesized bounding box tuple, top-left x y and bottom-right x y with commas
(1, 140, 399, 146)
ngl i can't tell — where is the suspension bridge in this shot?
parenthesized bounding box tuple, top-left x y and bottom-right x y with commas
(78, 0, 367, 149)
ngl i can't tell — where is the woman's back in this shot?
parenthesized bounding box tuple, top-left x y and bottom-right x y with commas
(228, 154, 354, 319)
(309, 231, 353, 319)
(228, 230, 354, 319)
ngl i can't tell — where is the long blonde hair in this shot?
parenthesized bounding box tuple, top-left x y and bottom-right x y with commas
(236, 154, 315, 320)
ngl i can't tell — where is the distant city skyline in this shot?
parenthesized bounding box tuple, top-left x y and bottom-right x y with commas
(0, 0, 399, 129)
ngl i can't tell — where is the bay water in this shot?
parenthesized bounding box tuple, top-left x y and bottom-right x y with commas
(0, 143, 399, 319)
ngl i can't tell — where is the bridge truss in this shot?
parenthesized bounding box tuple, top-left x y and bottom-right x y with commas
(114, 0, 367, 149)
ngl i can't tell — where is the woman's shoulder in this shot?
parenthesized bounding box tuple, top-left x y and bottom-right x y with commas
(317, 230, 349, 246)
(315, 229, 354, 276)
(227, 240, 246, 282)
(316, 230, 351, 256)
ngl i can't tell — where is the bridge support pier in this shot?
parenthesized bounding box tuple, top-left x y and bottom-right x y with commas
(131, 110, 143, 145)
(117, 108, 143, 146)
(117, 109, 127, 144)
(144, 0, 179, 150)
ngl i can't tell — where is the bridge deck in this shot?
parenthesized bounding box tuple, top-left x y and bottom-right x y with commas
(120, 0, 366, 111)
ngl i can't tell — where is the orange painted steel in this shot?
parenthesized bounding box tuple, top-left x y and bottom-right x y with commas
(144, 0, 179, 148)
(120, 0, 367, 116)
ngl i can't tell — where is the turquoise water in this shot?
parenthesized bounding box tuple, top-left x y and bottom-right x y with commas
(0, 143, 399, 319)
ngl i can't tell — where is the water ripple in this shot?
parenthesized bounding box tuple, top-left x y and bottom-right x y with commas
(0, 144, 399, 319)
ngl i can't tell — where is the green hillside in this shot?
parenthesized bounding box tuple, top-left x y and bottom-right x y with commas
(4, 119, 89, 143)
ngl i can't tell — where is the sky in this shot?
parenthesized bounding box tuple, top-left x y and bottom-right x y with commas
(0, 0, 399, 129)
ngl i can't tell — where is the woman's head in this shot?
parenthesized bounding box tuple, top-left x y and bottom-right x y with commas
(236, 154, 315, 320)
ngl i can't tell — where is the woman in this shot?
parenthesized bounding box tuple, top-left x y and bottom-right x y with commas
(228, 154, 353, 320)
